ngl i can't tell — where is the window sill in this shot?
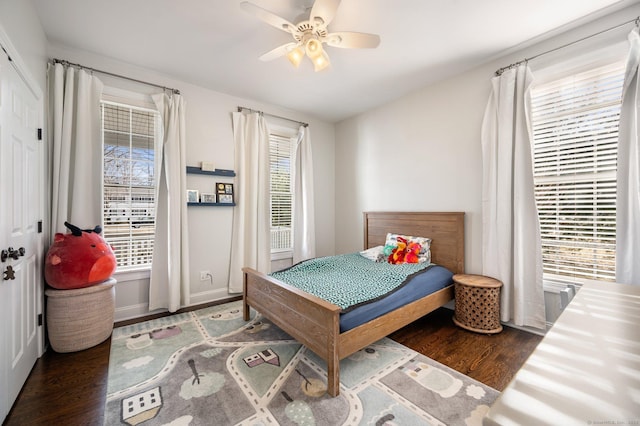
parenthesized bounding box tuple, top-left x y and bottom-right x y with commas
(113, 268, 151, 283)
(271, 250, 293, 261)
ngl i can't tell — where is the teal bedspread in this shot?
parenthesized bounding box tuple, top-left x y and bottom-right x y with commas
(269, 253, 432, 312)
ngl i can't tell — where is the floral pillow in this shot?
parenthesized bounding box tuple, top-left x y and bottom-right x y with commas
(384, 233, 432, 264)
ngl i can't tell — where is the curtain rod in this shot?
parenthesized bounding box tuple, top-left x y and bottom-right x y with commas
(237, 106, 308, 127)
(51, 58, 180, 95)
(495, 16, 640, 76)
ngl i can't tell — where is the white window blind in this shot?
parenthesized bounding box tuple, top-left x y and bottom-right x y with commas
(530, 61, 625, 282)
(269, 133, 295, 253)
(102, 101, 158, 271)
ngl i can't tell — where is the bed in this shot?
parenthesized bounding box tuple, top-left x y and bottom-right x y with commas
(242, 211, 465, 396)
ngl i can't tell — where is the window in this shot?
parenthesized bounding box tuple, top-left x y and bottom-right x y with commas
(269, 132, 295, 255)
(102, 101, 158, 271)
(530, 61, 625, 283)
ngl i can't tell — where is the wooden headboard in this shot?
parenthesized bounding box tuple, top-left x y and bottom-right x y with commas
(363, 211, 465, 275)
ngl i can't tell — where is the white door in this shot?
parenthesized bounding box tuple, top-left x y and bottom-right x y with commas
(0, 49, 43, 422)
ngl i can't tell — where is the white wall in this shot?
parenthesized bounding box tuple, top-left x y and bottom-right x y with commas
(0, 0, 47, 93)
(335, 4, 640, 282)
(44, 44, 335, 321)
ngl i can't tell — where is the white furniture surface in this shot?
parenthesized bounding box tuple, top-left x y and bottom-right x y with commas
(484, 280, 640, 425)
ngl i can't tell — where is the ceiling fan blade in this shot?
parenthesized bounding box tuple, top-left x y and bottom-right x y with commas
(240, 2, 297, 34)
(310, 0, 341, 27)
(259, 42, 298, 61)
(325, 32, 380, 49)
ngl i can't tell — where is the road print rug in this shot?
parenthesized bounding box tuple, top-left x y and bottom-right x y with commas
(104, 300, 498, 425)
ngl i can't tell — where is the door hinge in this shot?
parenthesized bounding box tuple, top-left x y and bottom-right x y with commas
(38, 313, 43, 326)
(38, 220, 43, 233)
(37, 128, 42, 141)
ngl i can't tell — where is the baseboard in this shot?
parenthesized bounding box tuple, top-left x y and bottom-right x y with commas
(113, 295, 243, 326)
(189, 288, 235, 305)
(114, 303, 164, 323)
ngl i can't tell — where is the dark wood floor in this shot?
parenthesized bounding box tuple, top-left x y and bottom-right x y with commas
(3, 305, 542, 426)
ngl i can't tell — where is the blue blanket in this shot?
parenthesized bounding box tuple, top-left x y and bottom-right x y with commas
(270, 253, 432, 312)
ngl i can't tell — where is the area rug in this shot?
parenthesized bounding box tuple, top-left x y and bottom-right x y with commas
(104, 300, 499, 425)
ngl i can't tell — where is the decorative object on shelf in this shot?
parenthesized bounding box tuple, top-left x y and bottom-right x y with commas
(217, 182, 234, 204)
(200, 193, 216, 203)
(187, 189, 199, 203)
(201, 161, 215, 172)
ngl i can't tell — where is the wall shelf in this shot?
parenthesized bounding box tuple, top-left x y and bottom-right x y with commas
(186, 166, 236, 207)
(187, 202, 236, 207)
(186, 166, 235, 177)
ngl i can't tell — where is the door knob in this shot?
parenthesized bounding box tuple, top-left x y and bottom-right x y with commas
(1, 247, 25, 262)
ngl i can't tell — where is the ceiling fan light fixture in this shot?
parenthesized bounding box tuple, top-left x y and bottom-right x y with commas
(305, 38, 323, 59)
(286, 45, 305, 68)
(312, 50, 330, 72)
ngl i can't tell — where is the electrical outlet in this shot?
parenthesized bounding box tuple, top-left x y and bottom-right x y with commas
(200, 271, 211, 281)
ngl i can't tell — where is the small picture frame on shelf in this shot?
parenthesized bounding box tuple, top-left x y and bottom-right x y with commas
(216, 182, 234, 195)
(200, 193, 216, 203)
(218, 194, 233, 204)
(187, 189, 199, 203)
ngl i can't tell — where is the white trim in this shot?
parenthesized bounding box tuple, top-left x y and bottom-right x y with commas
(0, 24, 43, 99)
(114, 288, 233, 322)
(102, 87, 156, 111)
(189, 288, 233, 305)
(271, 250, 293, 261)
(113, 268, 151, 283)
(114, 303, 163, 323)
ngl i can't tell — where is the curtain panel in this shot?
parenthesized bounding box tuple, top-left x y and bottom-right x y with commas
(481, 64, 546, 329)
(228, 112, 271, 293)
(292, 125, 316, 264)
(149, 93, 190, 312)
(616, 28, 640, 286)
(48, 63, 104, 238)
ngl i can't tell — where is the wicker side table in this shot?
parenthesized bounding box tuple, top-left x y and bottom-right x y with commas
(452, 274, 503, 334)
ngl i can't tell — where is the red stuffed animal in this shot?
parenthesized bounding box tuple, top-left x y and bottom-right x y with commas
(388, 237, 408, 264)
(45, 222, 117, 290)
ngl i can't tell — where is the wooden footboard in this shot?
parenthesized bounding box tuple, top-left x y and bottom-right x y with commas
(243, 267, 343, 396)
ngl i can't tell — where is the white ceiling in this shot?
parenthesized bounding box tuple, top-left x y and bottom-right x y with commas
(32, 0, 635, 122)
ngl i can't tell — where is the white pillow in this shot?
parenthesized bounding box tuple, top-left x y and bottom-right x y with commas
(359, 245, 386, 262)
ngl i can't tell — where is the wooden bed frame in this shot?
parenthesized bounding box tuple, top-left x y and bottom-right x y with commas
(242, 211, 465, 396)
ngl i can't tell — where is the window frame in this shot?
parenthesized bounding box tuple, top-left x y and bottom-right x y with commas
(530, 59, 626, 287)
(268, 128, 297, 260)
(101, 99, 160, 273)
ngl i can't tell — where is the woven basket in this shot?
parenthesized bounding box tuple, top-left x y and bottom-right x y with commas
(45, 278, 116, 352)
(453, 274, 502, 334)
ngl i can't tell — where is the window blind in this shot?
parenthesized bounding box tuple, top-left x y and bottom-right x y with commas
(530, 61, 625, 282)
(269, 133, 294, 252)
(102, 102, 157, 270)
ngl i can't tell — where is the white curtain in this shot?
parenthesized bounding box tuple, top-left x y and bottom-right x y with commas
(292, 125, 316, 264)
(228, 112, 271, 293)
(616, 28, 640, 286)
(48, 63, 104, 237)
(481, 64, 546, 329)
(149, 93, 190, 312)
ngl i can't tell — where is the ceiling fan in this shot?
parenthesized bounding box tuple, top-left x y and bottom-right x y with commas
(240, 0, 380, 72)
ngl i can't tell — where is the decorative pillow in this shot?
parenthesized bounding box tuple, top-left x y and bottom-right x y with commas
(385, 233, 432, 263)
(359, 245, 386, 262)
